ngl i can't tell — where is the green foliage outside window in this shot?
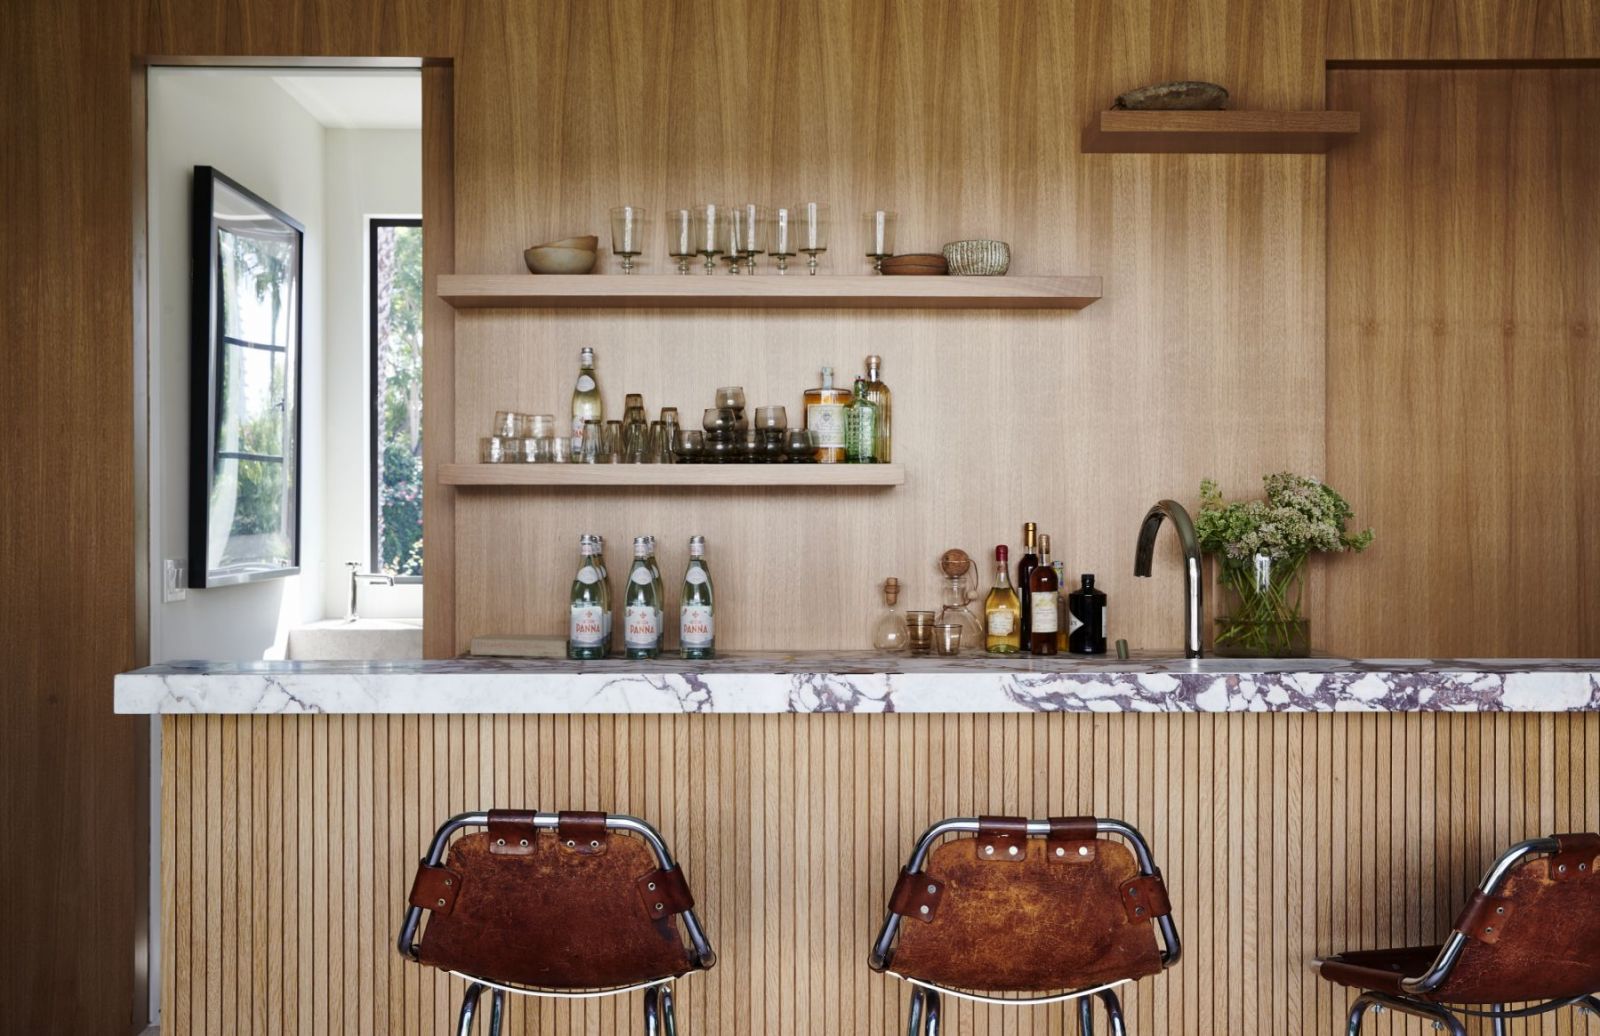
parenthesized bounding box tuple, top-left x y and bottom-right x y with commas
(375, 223, 424, 577)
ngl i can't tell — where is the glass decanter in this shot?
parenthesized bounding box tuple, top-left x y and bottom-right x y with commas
(871, 577, 909, 652)
(936, 549, 985, 654)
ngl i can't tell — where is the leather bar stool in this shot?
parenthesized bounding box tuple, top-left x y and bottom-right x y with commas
(870, 815, 1181, 1035)
(398, 809, 716, 1035)
(1316, 832, 1600, 1035)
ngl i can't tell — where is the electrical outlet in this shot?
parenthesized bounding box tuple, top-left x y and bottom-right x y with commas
(163, 559, 188, 603)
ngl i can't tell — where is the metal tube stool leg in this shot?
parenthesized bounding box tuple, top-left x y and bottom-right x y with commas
(457, 982, 486, 1036)
(1349, 992, 1465, 1036)
(1490, 1003, 1507, 1036)
(1077, 995, 1095, 1035)
(488, 989, 505, 1036)
(660, 984, 677, 1036)
(906, 987, 925, 1036)
(924, 987, 942, 1036)
(1096, 989, 1127, 1036)
(644, 983, 662, 1036)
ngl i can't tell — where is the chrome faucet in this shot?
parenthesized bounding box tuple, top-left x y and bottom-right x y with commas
(345, 561, 394, 621)
(1133, 500, 1204, 658)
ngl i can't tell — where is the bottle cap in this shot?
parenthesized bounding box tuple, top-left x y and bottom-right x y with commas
(689, 535, 706, 556)
(580, 535, 599, 555)
(883, 577, 900, 605)
(866, 354, 882, 372)
(580, 346, 594, 362)
(995, 545, 1009, 561)
(1040, 533, 1051, 553)
(1082, 573, 1095, 588)
(633, 536, 651, 555)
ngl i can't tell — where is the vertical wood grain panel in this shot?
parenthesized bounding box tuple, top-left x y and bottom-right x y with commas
(1327, 69, 1600, 658)
(162, 712, 1600, 1035)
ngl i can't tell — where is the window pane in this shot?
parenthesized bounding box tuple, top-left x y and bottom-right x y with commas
(373, 222, 423, 577)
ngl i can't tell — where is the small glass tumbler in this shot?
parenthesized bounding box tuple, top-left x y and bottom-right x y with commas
(665, 207, 695, 274)
(798, 201, 829, 275)
(602, 420, 624, 463)
(492, 411, 521, 438)
(529, 414, 558, 439)
(480, 436, 510, 463)
(675, 428, 704, 462)
(864, 210, 898, 271)
(785, 428, 816, 462)
(906, 611, 936, 656)
(754, 405, 786, 430)
(714, 386, 746, 411)
(610, 205, 647, 274)
(580, 421, 603, 464)
(934, 623, 963, 656)
(550, 436, 573, 463)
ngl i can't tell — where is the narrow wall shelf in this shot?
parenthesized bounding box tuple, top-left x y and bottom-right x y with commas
(439, 463, 906, 488)
(437, 274, 1100, 310)
(1081, 110, 1361, 154)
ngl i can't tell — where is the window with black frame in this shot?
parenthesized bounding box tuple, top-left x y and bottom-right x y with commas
(370, 218, 423, 578)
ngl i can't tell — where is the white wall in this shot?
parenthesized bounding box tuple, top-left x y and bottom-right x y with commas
(321, 128, 423, 619)
(147, 69, 328, 663)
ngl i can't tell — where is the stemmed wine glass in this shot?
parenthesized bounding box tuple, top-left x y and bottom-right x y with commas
(721, 206, 747, 274)
(738, 204, 767, 274)
(693, 203, 722, 275)
(666, 207, 695, 274)
(798, 201, 829, 275)
(863, 209, 897, 272)
(610, 205, 647, 274)
(768, 206, 798, 273)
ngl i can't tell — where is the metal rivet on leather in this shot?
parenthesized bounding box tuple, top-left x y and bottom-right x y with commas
(436, 898, 445, 907)
(1056, 847, 1066, 857)
(1485, 926, 1494, 934)
(655, 902, 665, 911)
(443, 878, 452, 886)
(648, 882, 657, 891)
(1495, 906, 1504, 914)
(1136, 906, 1146, 917)
(1558, 864, 1568, 873)
(927, 884, 937, 894)
(519, 839, 529, 847)
(1008, 845, 1019, 856)
(919, 905, 929, 915)
(1078, 846, 1089, 856)
(566, 840, 575, 848)
(495, 838, 506, 846)
(984, 845, 994, 855)
(590, 840, 600, 848)
(1129, 887, 1139, 897)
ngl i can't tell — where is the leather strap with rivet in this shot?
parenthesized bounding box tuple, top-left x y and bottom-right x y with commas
(557, 810, 609, 855)
(1119, 871, 1172, 923)
(976, 815, 1028, 862)
(1047, 816, 1099, 862)
(636, 865, 694, 920)
(1549, 832, 1600, 881)
(888, 867, 945, 923)
(486, 809, 539, 856)
(1453, 890, 1514, 944)
(408, 862, 462, 916)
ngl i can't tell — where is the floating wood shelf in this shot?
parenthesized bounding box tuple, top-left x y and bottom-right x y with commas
(437, 274, 1101, 310)
(439, 463, 906, 488)
(1081, 110, 1361, 154)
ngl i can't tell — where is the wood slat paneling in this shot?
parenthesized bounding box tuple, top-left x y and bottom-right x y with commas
(162, 712, 1600, 1035)
(1326, 69, 1600, 658)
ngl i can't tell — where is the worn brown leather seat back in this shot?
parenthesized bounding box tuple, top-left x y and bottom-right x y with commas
(889, 822, 1167, 993)
(1432, 834, 1600, 1004)
(410, 813, 696, 991)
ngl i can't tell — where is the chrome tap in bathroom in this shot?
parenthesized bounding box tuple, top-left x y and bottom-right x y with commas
(1133, 500, 1204, 659)
(346, 560, 395, 622)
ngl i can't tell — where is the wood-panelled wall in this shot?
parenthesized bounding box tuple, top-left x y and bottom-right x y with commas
(162, 712, 1600, 1035)
(1326, 68, 1600, 657)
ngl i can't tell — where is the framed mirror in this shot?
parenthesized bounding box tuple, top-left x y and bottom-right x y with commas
(188, 166, 304, 587)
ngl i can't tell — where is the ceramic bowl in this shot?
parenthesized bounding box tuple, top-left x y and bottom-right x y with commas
(524, 245, 598, 275)
(942, 239, 1011, 276)
(534, 234, 599, 251)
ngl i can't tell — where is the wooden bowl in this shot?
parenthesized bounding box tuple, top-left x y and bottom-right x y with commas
(534, 234, 599, 251)
(880, 253, 949, 276)
(523, 246, 598, 275)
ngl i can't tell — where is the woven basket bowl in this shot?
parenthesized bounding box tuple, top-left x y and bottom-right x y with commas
(942, 239, 1011, 276)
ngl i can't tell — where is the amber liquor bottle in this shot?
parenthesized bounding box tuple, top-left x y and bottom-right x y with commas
(1028, 536, 1059, 655)
(1016, 522, 1039, 642)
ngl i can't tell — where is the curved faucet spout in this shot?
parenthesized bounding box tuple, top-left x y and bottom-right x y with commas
(1133, 500, 1204, 659)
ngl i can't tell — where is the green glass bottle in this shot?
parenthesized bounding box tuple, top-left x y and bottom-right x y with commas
(623, 536, 662, 659)
(679, 535, 715, 660)
(567, 534, 607, 660)
(845, 376, 879, 464)
(593, 534, 613, 654)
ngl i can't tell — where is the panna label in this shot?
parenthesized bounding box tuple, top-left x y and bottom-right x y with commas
(987, 610, 1015, 635)
(680, 605, 714, 647)
(624, 605, 660, 647)
(569, 605, 605, 646)
(576, 375, 596, 391)
(631, 566, 655, 585)
(576, 565, 600, 585)
(807, 403, 846, 447)
(1030, 592, 1059, 633)
(685, 566, 708, 586)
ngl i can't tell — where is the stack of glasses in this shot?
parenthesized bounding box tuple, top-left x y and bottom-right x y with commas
(673, 387, 818, 463)
(481, 411, 565, 463)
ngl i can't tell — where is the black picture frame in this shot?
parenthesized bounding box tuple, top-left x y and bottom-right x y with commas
(188, 166, 305, 588)
(369, 216, 424, 581)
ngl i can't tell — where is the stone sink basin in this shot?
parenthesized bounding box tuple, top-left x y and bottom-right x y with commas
(286, 618, 423, 661)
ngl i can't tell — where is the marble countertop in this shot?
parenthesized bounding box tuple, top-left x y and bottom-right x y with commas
(114, 651, 1600, 715)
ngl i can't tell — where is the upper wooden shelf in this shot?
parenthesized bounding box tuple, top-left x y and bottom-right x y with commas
(437, 274, 1101, 310)
(439, 463, 906, 488)
(1081, 110, 1361, 154)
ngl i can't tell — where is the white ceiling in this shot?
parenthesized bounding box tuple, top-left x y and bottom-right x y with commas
(273, 71, 421, 130)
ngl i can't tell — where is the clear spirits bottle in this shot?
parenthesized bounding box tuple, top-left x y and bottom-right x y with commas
(624, 536, 662, 659)
(680, 536, 715, 660)
(803, 366, 849, 463)
(568, 534, 607, 660)
(872, 577, 909, 652)
(984, 546, 1022, 654)
(863, 354, 892, 462)
(1029, 534, 1060, 655)
(571, 346, 603, 437)
(845, 376, 879, 463)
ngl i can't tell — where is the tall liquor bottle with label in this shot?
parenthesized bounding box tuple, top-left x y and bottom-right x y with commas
(844, 377, 879, 463)
(679, 536, 715, 660)
(983, 546, 1022, 654)
(803, 365, 849, 463)
(1016, 522, 1040, 642)
(863, 354, 892, 462)
(1029, 536, 1059, 655)
(567, 534, 607, 660)
(571, 346, 603, 437)
(624, 537, 662, 659)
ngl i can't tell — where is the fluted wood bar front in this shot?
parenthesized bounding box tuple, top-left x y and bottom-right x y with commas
(129, 659, 1600, 1036)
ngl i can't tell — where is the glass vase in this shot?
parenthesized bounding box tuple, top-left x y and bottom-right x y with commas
(1213, 553, 1310, 657)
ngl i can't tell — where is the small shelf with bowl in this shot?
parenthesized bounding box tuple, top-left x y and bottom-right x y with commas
(438, 462, 906, 488)
(437, 273, 1102, 310)
(1081, 110, 1361, 154)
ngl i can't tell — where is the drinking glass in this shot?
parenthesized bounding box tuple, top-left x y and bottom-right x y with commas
(580, 421, 603, 464)
(610, 205, 647, 274)
(624, 419, 650, 463)
(675, 428, 704, 463)
(480, 436, 508, 463)
(492, 410, 521, 438)
(694, 203, 723, 274)
(720, 207, 747, 274)
(798, 201, 829, 275)
(601, 420, 623, 463)
(738, 204, 767, 274)
(665, 207, 695, 274)
(863, 210, 897, 272)
(714, 386, 746, 411)
(550, 435, 573, 463)
(768, 206, 798, 273)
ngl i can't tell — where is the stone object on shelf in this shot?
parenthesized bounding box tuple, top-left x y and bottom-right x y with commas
(1113, 81, 1229, 111)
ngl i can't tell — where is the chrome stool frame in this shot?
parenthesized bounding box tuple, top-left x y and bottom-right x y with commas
(398, 810, 716, 1035)
(871, 817, 1181, 1036)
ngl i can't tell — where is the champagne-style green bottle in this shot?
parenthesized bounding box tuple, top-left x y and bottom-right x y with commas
(567, 534, 607, 660)
(679, 535, 715, 660)
(570, 346, 603, 438)
(845, 377, 879, 463)
(624, 536, 662, 659)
